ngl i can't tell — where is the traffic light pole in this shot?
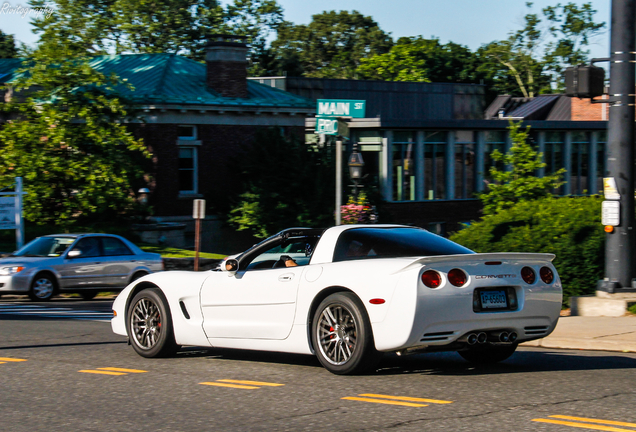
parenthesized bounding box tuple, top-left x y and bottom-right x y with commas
(598, 0, 636, 293)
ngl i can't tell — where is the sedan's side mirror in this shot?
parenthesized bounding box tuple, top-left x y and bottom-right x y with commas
(67, 250, 81, 258)
(223, 258, 239, 275)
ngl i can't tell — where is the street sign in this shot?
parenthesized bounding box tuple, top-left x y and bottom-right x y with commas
(315, 117, 339, 135)
(193, 199, 206, 219)
(0, 197, 16, 229)
(317, 99, 366, 118)
(602, 200, 620, 226)
(603, 177, 620, 200)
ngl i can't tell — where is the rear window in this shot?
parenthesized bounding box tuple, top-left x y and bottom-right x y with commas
(333, 227, 473, 262)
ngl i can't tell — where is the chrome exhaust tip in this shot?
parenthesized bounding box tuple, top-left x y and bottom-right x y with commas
(467, 333, 478, 345)
(477, 332, 487, 344)
(508, 332, 518, 343)
(499, 332, 509, 342)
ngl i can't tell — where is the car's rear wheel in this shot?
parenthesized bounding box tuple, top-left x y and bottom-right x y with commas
(458, 344, 518, 365)
(128, 288, 177, 358)
(311, 292, 380, 375)
(28, 273, 56, 301)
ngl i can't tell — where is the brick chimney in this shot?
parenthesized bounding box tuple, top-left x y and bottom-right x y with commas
(206, 34, 249, 98)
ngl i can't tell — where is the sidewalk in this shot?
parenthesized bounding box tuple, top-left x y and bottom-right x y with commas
(522, 315, 636, 353)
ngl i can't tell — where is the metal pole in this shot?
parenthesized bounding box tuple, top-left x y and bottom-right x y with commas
(335, 139, 342, 225)
(15, 177, 24, 249)
(600, 0, 636, 292)
(194, 217, 201, 271)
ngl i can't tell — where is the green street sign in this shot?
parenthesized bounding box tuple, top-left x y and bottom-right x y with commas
(315, 117, 350, 137)
(317, 99, 366, 118)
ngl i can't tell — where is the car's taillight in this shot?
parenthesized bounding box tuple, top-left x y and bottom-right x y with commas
(447, 268, 467, 287)
(540, 266, 554, 284)
(421, 270, 442, 288)
(521, 266, 536, 284)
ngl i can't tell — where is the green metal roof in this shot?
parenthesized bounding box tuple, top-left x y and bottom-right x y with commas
(0, 54, 313, 109)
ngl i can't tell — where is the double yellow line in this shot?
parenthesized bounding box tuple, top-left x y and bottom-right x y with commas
(0, 357, 27, 364)
(342, 393, 453, 408)
(200, 379, 285, 390)
(533, 415, 636, 431)
(78, 367, 148, 376)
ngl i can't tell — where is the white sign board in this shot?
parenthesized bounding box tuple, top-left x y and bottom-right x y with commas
(0, 197, 16, 229)
(602, 200, 620, 226)
(603, 177, 620, 200)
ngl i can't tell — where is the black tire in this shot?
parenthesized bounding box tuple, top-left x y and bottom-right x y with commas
(28, 273, 57, 301)
(458, 344, 518, 365)
(311, 292, 381, 375)
(127, 288, 178, 358)
(80, 290, 98, 301)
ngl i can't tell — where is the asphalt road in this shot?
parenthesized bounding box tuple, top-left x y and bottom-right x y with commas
(1, 298, 636, 432)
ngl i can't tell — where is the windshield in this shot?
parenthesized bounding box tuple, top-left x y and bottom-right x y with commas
(13, 237, 76, 257)
(333, 227, 474, 262)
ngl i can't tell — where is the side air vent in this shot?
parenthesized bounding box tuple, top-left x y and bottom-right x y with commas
(524, 325, 549, 335)
(179, 301, 191, 320)
(420, 331, 456, 342)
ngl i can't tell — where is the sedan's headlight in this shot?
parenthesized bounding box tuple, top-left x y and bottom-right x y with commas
(0, 266, 25, 276)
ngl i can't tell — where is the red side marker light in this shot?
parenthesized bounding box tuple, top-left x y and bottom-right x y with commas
(369, 298, 385, 305)
(421, 270, 442, 288)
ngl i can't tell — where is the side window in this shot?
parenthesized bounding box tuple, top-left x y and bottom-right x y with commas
(246, 239, 317, 270)
(70, 238, 101, 258)
(102, 237, 133, 256)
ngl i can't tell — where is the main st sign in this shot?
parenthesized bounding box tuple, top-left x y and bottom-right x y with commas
(315, 99, 366, 135)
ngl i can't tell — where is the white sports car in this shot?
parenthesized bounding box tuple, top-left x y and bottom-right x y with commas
(111, 225, 562, 375)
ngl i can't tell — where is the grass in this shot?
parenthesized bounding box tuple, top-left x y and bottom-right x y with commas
(139, 244, 226, 259)
(628, 304, 636, 315)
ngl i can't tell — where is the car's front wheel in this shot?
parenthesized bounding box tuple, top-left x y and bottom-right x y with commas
(28, 273, 56, 301)
(311, 292, 380, 375)
(127, 288, 178, 358)
(458, 344, 518, 365)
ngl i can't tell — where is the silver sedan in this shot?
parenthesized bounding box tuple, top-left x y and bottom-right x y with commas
(0, 233, 163, 301)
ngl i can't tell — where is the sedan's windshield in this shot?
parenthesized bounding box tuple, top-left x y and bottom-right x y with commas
(13, 237, 76, 257)
(333, 227, 474, 262)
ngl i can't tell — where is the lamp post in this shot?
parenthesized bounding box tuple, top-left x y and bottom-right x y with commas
(348, 147, 365, 200)
(137, 188, 150, 205)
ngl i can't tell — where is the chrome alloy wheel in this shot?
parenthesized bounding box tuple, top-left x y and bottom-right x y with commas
(32, 277, 54, 299)
(130, 297, 163, 350)
(316, 304, 358, 365)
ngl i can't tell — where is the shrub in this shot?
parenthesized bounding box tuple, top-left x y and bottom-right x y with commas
(450, 196, 604, 305)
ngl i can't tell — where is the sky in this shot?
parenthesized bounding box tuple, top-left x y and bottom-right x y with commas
(0, 0, 611, 59)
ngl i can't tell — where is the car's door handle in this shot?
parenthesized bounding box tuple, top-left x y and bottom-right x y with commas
(278, 273, 294, 282)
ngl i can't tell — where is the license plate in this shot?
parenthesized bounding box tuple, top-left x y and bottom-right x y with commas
(480, 290, 508, 309)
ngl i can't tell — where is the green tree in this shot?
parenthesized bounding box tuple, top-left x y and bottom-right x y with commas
(481, 121, 565, 215)
(228, 129, 335, 238)
(0, 31, 18, 58)
(357, 37, 481, 83)
(269, 11, 393, 78)
(478, 2, 604, 96)
(29, 0, 281, 61)
(0, 46, 149, 229)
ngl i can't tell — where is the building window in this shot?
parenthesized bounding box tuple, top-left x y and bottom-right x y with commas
(596, 131, 607, 195)
(179, 147, 197, 194)
(454, 131, 475, 199)
(484, 131, 506, 175)
(545, 132, 565, 195)
(178, 125, 197, 140)
(571, 132, 590, 195)
(424, 131, 447, 200)
(392, 131, 415, 201)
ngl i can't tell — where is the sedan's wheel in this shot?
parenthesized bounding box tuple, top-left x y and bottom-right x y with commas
(28, 274, 56, 301)
(458, 344, 518, 365)
(128, 288, 177, 358)
(311, 292, 380, 375)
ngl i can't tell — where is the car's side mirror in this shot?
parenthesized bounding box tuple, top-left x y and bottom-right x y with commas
(67, 250, 81, 258)
(223, 258, 239, 275)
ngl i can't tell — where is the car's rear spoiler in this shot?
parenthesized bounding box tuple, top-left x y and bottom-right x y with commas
(393, 252, 556, 274)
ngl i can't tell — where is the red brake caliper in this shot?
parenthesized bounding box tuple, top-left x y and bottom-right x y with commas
(330, 326, 334, 339)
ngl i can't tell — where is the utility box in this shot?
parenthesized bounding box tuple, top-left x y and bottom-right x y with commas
(564, 65, 605, 98)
